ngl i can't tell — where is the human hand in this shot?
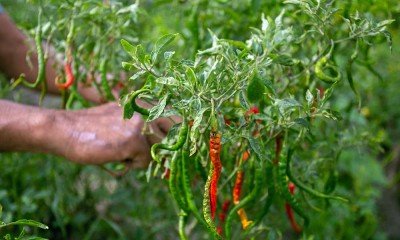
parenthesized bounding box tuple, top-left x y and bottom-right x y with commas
(49, 102, 174, 168)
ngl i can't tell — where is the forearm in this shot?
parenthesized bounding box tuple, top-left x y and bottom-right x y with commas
(0, 99, 60, 154)
(0, 13, 61, 94)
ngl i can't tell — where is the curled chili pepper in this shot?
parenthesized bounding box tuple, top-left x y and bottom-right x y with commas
(127, 88, 151, 116)
(314, 56, 341, 83)
(56, 63, 74, 89)
(151, 115, 189, 165)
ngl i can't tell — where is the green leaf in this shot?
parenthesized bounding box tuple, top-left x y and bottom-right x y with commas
(294, 118, 309, 128)
(262, 79, 276, 96)
(269, 54, 295, 66)
(6, 219, 49, 230)
(247, 136, 269, 161)
(185, 67, 197, 89)
(347, 47, 361, 109)
(190, 108, 209, 156)
(164, 51, 175, 61)
(121, 39, 136, 59)
(130, 70, 146, 81)
(306, 90, 314, 108)
(381, 30, 393, 53)
(156, 77, 179, 86)
(274, 98, 302, 114)
(239, 91, 250, 109)
(121, 62, 133, 71)
(247, 74, 265, 103)
(136, 44, 146, 64)
(151, 33, 178, 63)
(377, 19, 395, 28)
(147, 94, 169, 122)
(322, 109, 342, 121)
(220, 39, 247, 49)
(121, 93, 134, 120)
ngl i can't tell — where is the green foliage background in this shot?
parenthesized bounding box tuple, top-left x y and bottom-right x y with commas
(0, 0, 399, 239)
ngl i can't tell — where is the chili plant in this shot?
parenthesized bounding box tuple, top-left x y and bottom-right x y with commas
(120, 0, 393, 239)
(1, 0, 395, 239)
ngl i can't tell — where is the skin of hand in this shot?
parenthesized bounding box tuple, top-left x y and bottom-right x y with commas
(0, 100, 175, 168)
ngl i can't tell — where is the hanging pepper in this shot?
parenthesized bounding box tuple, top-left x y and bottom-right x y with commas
(314, 55, 341, 83)
(151, 115, 189, 165)
(278, 148, 309, 229)
(217, 199, 231, 236)
(56, 62, 74, 89)
(225, 167, 263, 239)
(219, 200, 231, 223)
(232, 151, 252, 230)
(203, 164, 222, 239)
(285, 182, 302, 233)
(127, 88, 151, 116)
(286, 147, 348, 202)
(209, 114, 222, 220)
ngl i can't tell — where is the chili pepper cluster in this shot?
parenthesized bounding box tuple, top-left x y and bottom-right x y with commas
(123, 89, 349, 239)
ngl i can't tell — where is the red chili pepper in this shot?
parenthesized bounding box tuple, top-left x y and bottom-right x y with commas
(209, 130, 222, 220)
(223, 116, 232, 125)
(219, 199, 231, 222)
(285, 182, 302, 233)
(217, 226, 223, 235)
(248, 106, 259, 114)
(56, 63, 74, 89)
(165, 168, 170, 180)
(117, 82, 125, 89)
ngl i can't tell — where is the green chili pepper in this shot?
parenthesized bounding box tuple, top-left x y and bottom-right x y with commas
(100, 58, 115, 101)
(127, 89, 151, 116)
(181, 133, 209, 229)
(12, 10, 47, 105)
(225, 165, 263, 239)
(203, 164, 222, 240)
(314, 56, 341, 83)
(278, 149, 309, 230)
(169, 151, 188, 211)
(178, 209, 188, 240)
(244, 163, 275, 234)
(151, 116, 189, 165)
(286, 147, 348, 202)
